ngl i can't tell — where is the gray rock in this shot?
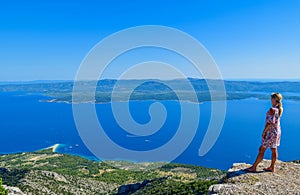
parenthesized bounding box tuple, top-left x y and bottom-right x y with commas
(3, 185, 26, 195)
(40, 170, 68, 183)
(208, 184, 234, 195)
(208, 159, 300, 194)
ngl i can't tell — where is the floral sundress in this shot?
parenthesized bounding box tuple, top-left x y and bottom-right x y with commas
(261, 107, 281, 148)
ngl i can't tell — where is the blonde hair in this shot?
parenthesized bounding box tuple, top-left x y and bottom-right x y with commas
(271, 93, 283, 117)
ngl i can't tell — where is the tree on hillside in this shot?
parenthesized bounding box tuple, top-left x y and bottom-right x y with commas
(0, 178, 8, 195)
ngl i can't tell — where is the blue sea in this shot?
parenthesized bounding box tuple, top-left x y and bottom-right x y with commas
(0, 92, 299, 170)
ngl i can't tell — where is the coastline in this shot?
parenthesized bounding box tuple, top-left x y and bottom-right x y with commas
(43, 143, 101, 162)
(45, 143, 62, 153)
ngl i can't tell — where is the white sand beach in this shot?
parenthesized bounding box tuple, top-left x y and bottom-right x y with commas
(45, 144, 61, 153)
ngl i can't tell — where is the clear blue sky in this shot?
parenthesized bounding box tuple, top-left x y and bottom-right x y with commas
(0, 0, 299, 81)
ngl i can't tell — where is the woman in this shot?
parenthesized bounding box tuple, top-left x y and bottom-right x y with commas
(246, 93, 283, 173)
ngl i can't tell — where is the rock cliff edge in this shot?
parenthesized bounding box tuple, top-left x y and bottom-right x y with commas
(209, 159, 300, 194)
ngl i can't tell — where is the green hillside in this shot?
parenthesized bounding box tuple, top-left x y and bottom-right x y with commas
(0, 148, 225, 194)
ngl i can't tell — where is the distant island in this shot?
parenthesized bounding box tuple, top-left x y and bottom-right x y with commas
(0, 79, 300, 103)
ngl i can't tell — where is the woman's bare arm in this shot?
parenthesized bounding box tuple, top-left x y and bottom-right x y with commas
(262, 123, 270, 138)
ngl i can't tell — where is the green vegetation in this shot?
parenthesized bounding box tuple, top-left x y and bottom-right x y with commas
(0, 168, 28, 186)
(33, 154, 101, 177)
(0, 149, 225, 194)
(132, 179, 218, 195)
(95, 169, 158, 185)
(0, 178, 8, 195)
(159, 163, 225, 179)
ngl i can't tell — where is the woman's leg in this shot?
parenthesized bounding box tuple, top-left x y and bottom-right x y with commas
(246, 146, 267, 172)
(264, 148, 278, 172)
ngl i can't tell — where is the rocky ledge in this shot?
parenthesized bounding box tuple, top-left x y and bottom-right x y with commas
(209, 159, 300, 195)
(3, 185, 25, 195)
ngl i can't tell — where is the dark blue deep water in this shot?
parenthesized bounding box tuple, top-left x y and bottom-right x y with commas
(0, 92, 299, 170)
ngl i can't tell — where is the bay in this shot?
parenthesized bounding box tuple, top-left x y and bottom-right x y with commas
(0, 92, 299, 170)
